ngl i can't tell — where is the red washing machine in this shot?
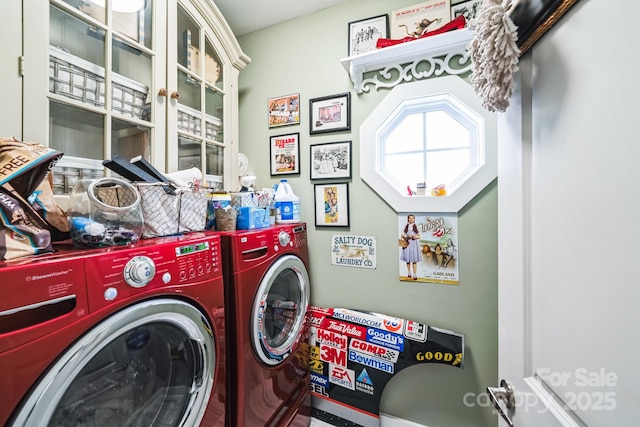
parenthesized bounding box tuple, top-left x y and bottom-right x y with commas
(0, 232, 227, 427)
(221, 224, 311, 427)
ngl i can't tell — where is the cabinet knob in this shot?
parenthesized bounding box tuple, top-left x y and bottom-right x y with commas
(158, 88, 168, 97)
(171, 91, 180, 100)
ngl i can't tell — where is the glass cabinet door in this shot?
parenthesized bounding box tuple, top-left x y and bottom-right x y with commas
(22, 0, 242, 194)
(37, 0, 158, 193)
(171, 3, 225, 191)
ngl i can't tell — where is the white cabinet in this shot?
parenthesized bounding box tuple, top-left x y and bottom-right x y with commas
(0, 2, 22, 138)
(19, 0, 248, 193)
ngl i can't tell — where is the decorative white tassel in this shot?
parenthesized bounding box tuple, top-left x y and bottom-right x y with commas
(468, 0, 520, 112)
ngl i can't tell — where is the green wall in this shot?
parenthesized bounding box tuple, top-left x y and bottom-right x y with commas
(237, 1, 497, 425)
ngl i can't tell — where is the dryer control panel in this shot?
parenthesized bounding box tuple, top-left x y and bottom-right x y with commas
(292, 224, 308, 248)
(270, 223, 307, 250)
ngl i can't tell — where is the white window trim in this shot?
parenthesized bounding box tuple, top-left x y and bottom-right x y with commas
(360, 75, 497, 213)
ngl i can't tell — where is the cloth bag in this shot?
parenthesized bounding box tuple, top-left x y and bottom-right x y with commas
(0, 137, 66, 259)
(0, 137, 63, 198)
(136, 183, 208, 238)
(29, 172, 70, 241)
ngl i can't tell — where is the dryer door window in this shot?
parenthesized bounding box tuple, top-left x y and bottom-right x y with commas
(252, 254, 310, 365)
(12, 299, 215, 427)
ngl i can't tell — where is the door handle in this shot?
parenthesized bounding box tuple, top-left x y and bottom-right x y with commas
(487, 379, 515, 426)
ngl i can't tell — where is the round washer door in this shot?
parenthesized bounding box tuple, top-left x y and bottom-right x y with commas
(12, 299, 215, 427)
(251, 254, 310, 365)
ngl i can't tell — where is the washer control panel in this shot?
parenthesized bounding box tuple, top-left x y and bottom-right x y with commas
(84, 234, 222, 312)
(174, 240, 217, 281)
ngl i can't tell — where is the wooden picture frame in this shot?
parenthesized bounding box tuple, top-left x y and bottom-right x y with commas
(269, 133, 300, 176)
(268, 93, 300, 128)
(309, 93, 351, 135)
(348, 14, 389, 56)
(310, 141, 352, 180)
(314, 183, 350, 227)
(509, 0, 580, 55)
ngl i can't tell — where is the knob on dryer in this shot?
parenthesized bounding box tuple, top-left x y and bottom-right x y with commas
(278, 230, 291, 247)
(124, 256, 156, 288)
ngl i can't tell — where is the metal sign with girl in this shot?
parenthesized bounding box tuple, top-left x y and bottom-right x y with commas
(398, 212, 459, 285)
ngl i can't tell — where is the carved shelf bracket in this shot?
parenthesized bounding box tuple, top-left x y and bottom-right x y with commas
(341, 29, 473, 94)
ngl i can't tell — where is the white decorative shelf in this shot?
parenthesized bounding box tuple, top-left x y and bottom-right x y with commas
(340, 28, 473, 94)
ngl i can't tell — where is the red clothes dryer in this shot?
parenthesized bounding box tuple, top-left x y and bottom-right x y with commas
(0, 232, 227, 427)
(221, 224, 311, 427)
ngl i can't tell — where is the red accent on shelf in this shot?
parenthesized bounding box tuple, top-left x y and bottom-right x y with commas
(376, 15, 467, 49)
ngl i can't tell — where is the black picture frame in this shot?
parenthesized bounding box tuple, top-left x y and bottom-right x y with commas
(310, 141, 352, 180)
(509, 0, 580, 55)
(314, 183, 350, 227)
(269, 133, 300, 176)
(309, 93, 351, 135)
(451, 0, 483, 22)
(347, 14, 389, 57)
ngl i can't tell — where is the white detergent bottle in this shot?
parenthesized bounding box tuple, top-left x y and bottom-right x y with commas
(274, 179, 300, 224)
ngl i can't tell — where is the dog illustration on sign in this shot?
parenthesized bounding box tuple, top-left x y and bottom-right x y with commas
(337, 244, 369, 260)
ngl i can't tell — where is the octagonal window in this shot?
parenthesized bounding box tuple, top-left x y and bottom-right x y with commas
(379, 93, 484, 197)
(361, 76, 497, 212)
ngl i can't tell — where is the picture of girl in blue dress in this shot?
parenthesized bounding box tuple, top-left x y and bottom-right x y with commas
(400, 214, 421, 280)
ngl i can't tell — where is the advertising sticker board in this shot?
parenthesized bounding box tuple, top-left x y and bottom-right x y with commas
(307, 307, 464, 426)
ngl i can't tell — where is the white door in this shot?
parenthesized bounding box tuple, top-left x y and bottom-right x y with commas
(493, 1, 640, 426)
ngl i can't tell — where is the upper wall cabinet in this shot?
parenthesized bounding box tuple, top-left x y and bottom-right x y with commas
(22, 0, 249, 193)
(341, 29, 472, 94)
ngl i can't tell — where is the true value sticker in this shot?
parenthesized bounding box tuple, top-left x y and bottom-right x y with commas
(331, 235, 376, 269)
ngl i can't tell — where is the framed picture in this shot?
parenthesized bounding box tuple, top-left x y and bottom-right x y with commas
(509, 0, 579, 55)
(310, 141, 351, 180)
(309, 93, 351, 135)
(314, 183, 350, 227)
(348, 14, 389, 56)
(451, 0, 483, 22)
(390, 0, 451, 39)
(270, 133, 300, 176)
(268, 93, 300, 128)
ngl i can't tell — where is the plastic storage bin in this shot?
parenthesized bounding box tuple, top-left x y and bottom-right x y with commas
(236, 206, 270, 230)
(68, 178, 143, 248)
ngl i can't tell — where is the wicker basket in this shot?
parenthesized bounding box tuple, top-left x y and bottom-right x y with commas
(177, 103, 221, 140)
(49, 46, 149, 120)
